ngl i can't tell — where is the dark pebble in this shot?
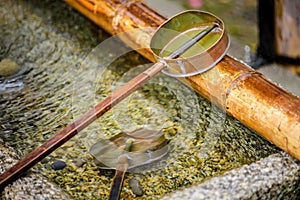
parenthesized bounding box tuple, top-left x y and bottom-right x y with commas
(129, 178, 143, 196)
(51, 160, 66, 170)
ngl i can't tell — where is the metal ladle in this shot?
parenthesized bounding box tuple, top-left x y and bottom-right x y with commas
(0, 10, 229, 189)
(89, 128, 169, 200)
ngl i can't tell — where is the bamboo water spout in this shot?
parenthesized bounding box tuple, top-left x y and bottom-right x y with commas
(64, 0, 300, 160)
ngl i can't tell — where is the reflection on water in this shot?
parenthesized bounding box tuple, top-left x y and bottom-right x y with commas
(0, 0, 278, 199)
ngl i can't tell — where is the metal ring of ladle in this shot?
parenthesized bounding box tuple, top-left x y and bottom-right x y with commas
(150, 10, 230, 77)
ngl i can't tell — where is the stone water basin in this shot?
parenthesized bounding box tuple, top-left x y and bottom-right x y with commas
(0, 0, 290, 199)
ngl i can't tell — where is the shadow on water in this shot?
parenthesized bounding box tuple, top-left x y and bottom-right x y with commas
(0, 0, 279, 199)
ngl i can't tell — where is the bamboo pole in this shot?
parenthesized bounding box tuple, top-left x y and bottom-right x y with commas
(64, 0, 300, 160)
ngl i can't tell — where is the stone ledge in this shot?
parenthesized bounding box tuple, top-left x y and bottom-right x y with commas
(163, 152, 300, 199)
(0, 145, 70, 200)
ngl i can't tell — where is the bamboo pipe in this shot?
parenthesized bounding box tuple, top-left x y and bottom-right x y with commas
(64, 1, 300, 160)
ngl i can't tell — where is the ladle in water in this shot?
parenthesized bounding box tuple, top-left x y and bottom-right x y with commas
(0, 10, 229, 189)
(89, 128, 169, 200)
(108, 138, 133, 200)
(90, 128, 169, 170)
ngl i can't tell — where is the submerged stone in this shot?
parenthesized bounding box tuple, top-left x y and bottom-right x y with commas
(51, 160, 66, 170)
(0, 59, 19, 77)
(129, 178, 143, 196)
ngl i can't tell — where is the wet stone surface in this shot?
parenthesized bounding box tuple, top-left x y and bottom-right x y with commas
(0, 145, 70, 199)
(0, 0, 282, 199)
(162, 152, 300, 200)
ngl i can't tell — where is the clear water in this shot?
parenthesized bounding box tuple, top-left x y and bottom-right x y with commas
(0, 0, 278, 199)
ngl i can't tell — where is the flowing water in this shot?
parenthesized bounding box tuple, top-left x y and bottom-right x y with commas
(0, 0, 279, 199)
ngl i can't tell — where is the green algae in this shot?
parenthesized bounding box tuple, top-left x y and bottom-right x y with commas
(0, 0, 279, 199)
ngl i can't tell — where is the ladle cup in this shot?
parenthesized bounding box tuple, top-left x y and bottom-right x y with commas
(0, 10, 229, 190)
(89, 128, 169, 200)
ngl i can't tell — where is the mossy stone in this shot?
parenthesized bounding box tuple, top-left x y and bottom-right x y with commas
(0, 59, 19, 77)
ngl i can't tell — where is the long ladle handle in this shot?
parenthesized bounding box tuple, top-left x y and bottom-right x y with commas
(0, 23, 215, 190)
(0, 62, 164, 190)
